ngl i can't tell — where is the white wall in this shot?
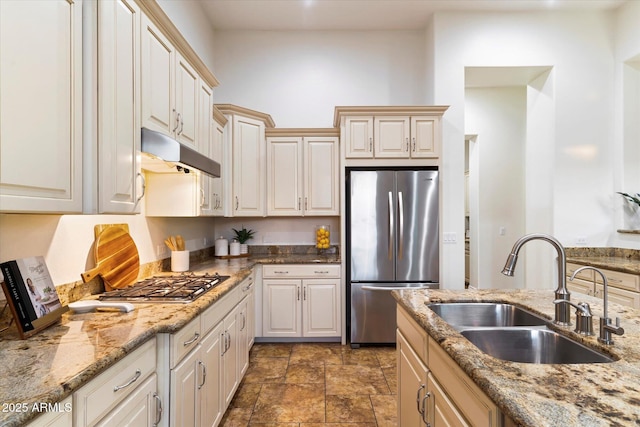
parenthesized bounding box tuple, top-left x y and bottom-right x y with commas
(432, 9, 639, 290)
(212, 30, 428, 127)
(465, 87, 526, 289)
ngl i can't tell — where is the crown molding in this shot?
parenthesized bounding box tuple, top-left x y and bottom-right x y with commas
(333, 105, 449, 127)
(215, 104, 276, 128)
(213, 106, 228, 126)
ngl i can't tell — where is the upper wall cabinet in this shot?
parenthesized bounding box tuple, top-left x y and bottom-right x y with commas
(216, 104, 275, 217)
(335, 106, 448, 163)
(266, 130, 340, 216)
(210, 108, 228, 217)
(0, 0, 83, 213)
(98, 0, 143, 214)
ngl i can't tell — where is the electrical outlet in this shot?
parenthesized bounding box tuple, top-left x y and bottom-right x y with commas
(576, 236, 587, 245)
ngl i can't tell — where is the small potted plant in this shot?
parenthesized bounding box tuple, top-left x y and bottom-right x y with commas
(617, 191, 640, 230)
(232, 226, 255, 254)
(617, 192, 640, 208)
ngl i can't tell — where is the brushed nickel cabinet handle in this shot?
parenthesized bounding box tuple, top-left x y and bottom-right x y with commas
(153, 392, 163, 427)
(113, 369, 141, 392)
(183, 332, 200, 346)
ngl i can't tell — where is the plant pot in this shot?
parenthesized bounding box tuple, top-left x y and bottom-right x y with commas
(240, 244, 249, 254)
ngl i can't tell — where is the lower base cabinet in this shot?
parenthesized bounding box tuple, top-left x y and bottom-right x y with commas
(397, 306, 514, 427)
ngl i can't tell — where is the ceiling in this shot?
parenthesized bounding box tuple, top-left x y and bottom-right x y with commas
(200, 0, 627, 31)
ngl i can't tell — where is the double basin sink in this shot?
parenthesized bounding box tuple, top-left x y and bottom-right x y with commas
(427, 303, 615, 364)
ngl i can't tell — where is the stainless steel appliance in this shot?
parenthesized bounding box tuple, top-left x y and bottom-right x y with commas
(99, 272, 229, 303)
(348, 168, 439, 347)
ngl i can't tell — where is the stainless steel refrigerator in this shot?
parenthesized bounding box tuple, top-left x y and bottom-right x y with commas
(348, 168, 439, 347)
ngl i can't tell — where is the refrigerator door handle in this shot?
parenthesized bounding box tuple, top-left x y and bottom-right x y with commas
(398, 191, 404, 260)
(361, 285, 437, 291)
(388, 191, 394, 260)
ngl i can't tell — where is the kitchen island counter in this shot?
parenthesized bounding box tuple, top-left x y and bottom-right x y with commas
(393, 288, 640, 426)
(0, 254, 339, 427)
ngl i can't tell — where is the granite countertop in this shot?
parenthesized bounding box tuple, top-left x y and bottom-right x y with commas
(394, 288, 640, 426)
(565, 247, 640, 276)
(0, 254, 339, 427)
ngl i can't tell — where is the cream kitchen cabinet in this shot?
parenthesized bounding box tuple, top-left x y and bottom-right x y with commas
(159, 282, 251, 427)
(0, 0, 83, 213)
(210, 108, 228, 216)
(566, 262, 640, 309)
(141, 14, 199, 153)
(262, 265, 341, 338)
(97, 0, 143, 214)
(216, 104, 275, 217)
(266, 132, 340, 216)
(397, 306, 508, 427)
(74, 339, 159, 427)
(144, 171, 203, 217)
(198, 81, 214, 216)
(335, 106, 448, 162)
(26, 396, 73, 427)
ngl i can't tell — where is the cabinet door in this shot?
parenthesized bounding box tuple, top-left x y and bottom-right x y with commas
(96, 375, 159, 427)
(0, 0, 82, 213)
(344, 117, 373, 158)
(232, 116, 266, 216)
(566, 278, 594, 297)
(595, 284, 640, 309)
(141, 14, 175, 136)
(200, 323, 224, 427)
(175, 52, 199, 149)
(211, 119, 225, 216)
(223, 306, 240, 407)
(238, 297, 250, 376)
(374, 116, 410, 158)
(302, 279, 340, 337)
(170, 346, 199, 427)
(304, 137, 339, 216)
(26, 396, 72, 427)
(428, 373, 469, 427)
(98, 0, 142, 214)
(144, 172, 201, 217)
(262, 280, 301, 337)
(266, 137, 303, 216)
(397, 331, 428, 427)
(199, 82, 214, 216)
(410, 117, 438, 158)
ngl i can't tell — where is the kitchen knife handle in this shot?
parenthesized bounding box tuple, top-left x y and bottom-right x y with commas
(388, 192, 394, 261)
(398, 191, 404, 260)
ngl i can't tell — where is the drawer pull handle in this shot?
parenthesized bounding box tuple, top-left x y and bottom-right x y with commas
(183, 332, 200, 346)
(198, 360, 207, 389)
(416, 384, 425, 414)
(113, 369, 141, 392)
(422, 392, 432, 426)
(274, 271, 289, 274)
(314, 270, 329, 274)
(153, 392, 163, 427)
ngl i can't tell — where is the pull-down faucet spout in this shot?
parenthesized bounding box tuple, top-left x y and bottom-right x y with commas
(501, 233, 571, 325)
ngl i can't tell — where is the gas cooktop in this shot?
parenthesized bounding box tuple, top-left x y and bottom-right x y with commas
(98, 272, 229, 303)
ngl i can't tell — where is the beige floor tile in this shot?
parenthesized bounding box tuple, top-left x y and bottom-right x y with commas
(373, 347, 397, 369)
(382, 366, 398, 395)
(301, 424, 376, 427)
(370, 394, 398, 426)
(290, 343, 344, 364)
(285, 362, 325, 384)
(251, 343, 294, 359)
(325, 395, 376, 423)
(230, 382, 262, 409)
(341, 347, 380, 366)
(243, 357, 288, 383)
(249, 423, 299, 426)
(251, 383, 325, 423)
(326, 365, 391, 395)
(221, 407, 252, 427)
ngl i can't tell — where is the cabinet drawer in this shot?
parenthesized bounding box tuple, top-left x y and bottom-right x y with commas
(566, 263, 594, 281)
(397, 305, 427, 363)
(428, 337, 498, 427)
(74, 339, 156, 427)
(263, 264, 340, 278)
(595, 269, 640, 292)
(595, 284, 640, 309)
(170, 316, 201, 368)
(567, 278, 595, 296)
(201, 286, 239, 335)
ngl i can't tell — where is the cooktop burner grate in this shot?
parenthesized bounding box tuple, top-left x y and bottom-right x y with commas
(99, 272, 229, 303)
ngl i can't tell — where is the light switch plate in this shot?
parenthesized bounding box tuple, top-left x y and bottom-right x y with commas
(443, 232, 457, 244)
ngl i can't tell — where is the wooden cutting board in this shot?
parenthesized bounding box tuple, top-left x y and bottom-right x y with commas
(81, 225, 140, 291)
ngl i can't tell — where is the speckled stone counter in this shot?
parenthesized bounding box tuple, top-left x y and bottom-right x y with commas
(566, 247, 640, 275)
(393, 288, 640, 427)
(0, 254, 339, 427)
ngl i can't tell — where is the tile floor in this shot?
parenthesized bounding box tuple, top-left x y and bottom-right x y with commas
(220, 342, 398, 426)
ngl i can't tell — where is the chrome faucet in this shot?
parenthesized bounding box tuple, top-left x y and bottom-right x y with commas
(501, 233, 571, 325)
(570, 266, 625, 345)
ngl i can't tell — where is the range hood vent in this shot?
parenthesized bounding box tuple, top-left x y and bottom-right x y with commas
(141, 127, 220, 178)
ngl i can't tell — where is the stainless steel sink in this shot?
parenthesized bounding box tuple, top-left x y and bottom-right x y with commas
(460, 328, 615, 364)
(427, 303, 547, 327)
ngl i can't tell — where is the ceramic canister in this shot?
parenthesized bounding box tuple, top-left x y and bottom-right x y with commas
(229, 240, 241, 256)
(215, 236, 228, 256)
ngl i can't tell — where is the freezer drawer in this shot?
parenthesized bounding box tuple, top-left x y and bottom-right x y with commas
(350, 282, 438, 346)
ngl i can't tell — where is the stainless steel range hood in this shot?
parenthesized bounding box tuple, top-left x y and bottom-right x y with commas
(141, 127, 220, 178)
